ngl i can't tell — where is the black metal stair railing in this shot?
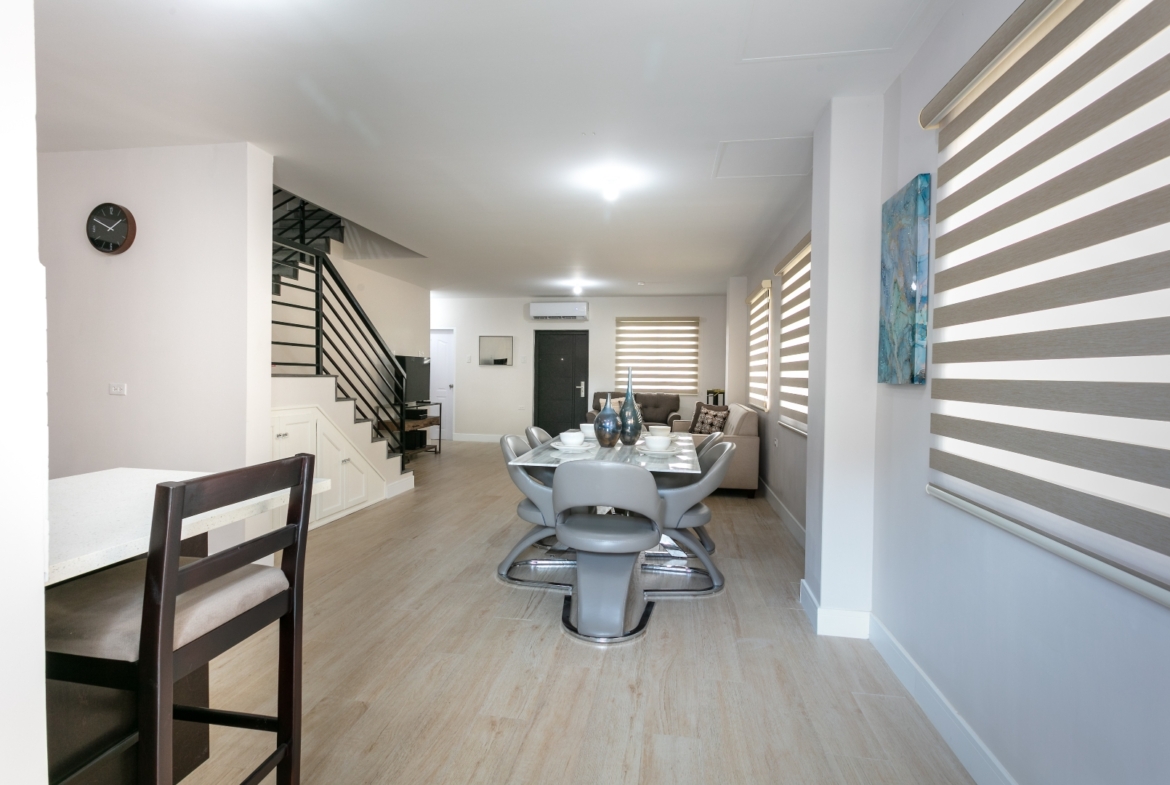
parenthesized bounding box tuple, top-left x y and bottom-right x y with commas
(270, 237, 407, 457)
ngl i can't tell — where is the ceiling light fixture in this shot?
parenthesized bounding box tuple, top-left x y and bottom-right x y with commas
(573, 286, 583, 295)
(572, 162, 651, 203)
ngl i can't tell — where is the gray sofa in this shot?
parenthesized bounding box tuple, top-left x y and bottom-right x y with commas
(585, 391, 681, 427)
(672, 403, 760, 492)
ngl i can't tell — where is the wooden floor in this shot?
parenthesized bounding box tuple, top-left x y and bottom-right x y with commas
(186, 441, 973, 785)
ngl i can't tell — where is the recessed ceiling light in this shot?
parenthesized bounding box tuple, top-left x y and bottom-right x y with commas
(573, 286, 583, 295)
(572, 162, 651, 203)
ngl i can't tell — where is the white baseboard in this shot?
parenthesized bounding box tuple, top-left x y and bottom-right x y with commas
(870, 616, 1018, 785)
(762, 480, 805, 548)
(799, 579, 871, 638)
(384, 471, 414, 499)
(454, 433, 504, 443)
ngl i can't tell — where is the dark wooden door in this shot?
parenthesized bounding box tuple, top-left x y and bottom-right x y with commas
(534, 330, 589, 436)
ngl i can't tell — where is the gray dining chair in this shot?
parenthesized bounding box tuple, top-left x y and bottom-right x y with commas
(497, 435, 558, 579)
(695, 431, 724, 459)
(525, 426, 553, 449)
(553, 461, 664, 642)
(657, 442, 736, 590)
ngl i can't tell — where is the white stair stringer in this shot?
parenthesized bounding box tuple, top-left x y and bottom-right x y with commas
(273, 375, 414, 500)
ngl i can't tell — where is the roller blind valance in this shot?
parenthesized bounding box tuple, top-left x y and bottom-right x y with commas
(777, 236, 812, 430)
(927, 0, 1170, 589)
(614, 317, 700, 394)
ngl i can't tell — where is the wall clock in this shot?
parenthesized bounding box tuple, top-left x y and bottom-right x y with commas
(87, 203, 136, 254)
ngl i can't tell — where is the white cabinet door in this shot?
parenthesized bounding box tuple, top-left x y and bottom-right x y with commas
(314, 423, 346, 520)
(342, 453, 368, 509)
(273, 412, 316, 460)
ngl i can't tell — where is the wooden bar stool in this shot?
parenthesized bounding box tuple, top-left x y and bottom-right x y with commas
(45, 455, 316, 785)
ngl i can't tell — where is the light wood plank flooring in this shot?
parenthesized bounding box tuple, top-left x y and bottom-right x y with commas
(185, 441, 973, 784)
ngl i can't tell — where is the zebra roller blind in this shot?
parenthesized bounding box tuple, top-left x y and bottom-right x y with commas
(747, 283, 772, 409)
(614, 317, 700, 394)
(927, 0, 1170, 588)
(777, 235, 812, 430)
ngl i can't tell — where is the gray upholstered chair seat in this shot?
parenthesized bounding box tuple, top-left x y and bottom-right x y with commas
(557, 513, 660, 554)
(679, 502, 711, 528)
(517, 498, 545, 525)
(46, 558, 288, 662)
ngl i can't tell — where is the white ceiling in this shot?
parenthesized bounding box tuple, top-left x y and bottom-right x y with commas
(35, 0, 949, 297)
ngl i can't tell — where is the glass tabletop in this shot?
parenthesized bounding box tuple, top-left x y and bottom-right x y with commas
(510, 434, 700, 474)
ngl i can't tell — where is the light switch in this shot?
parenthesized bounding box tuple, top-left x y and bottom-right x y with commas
(109, 383, 128, 396)
(466, 354, 472, 363)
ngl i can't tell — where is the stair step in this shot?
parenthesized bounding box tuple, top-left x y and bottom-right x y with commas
(273, 373, 338, 379)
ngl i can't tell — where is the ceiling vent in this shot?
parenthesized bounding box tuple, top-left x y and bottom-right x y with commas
(530, 301, 589, 321)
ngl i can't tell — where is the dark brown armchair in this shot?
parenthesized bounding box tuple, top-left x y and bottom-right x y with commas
(585, 391, 682, 426)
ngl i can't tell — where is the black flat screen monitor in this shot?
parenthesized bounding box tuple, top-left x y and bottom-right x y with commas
(397, 355, 431, 404)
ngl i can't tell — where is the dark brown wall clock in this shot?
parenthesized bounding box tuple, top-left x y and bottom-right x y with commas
(87, 203, 136, 254)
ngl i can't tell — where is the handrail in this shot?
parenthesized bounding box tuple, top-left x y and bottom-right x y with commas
(272, 237, 406, 379)
(271, 236, 407, 457)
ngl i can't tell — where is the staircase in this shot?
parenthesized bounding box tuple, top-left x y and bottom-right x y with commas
(270, 189, 408, 468)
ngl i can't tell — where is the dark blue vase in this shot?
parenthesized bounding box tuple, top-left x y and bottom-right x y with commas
(595, 393, 621, 447)
(619, 368, 642, 446)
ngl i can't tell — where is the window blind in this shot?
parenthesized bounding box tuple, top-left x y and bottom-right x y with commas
(776, 236, 812, 429)
(927, 0, 1170, 589)
(747, 283, 772, 409)
(614, 317, 700, 394)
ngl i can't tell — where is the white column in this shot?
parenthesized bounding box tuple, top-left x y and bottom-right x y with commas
(0, 0, 49, 779)
(724, 276, 748, 404)
(803, 96, 884, 639)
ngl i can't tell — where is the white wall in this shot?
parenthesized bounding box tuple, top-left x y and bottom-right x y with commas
(329, 242, 431, 358)
(40, 143, 274, 479)
(0, 1, 49, 779)
(873, 1, 1170, 782)
(803, 96, 884, 638)
(431, 295, 726, 438)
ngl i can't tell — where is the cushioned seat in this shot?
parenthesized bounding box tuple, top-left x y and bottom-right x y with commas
(678, 502, 711, 529)
(516, 498, 545, 525)
(46, 558, 289, 663)
(556, 513, 661, 553)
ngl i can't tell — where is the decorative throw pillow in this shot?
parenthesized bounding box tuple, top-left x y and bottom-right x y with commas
(690, 402, 729, 434)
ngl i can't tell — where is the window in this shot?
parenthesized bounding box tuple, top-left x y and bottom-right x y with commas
(745, 283, 772, 409)
(923, 0, 1170, 590)
(776, 235, 811, 430)
(614, 317, 700, 394)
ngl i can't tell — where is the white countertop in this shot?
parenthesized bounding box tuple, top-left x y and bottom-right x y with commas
(48, 468, 331, 586)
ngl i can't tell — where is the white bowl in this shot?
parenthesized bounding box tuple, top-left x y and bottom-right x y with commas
(644, 435, 672, 451)
(647, 425, 670, 437)
(580, 423, 596, 440)
(560, 429, 585, 446)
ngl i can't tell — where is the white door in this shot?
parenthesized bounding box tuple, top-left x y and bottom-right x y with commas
(430, 329, 455, 441)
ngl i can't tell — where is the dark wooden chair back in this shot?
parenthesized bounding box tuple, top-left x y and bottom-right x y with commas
(139, 453, 315, 785)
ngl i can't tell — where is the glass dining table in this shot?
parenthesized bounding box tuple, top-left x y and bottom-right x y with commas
(509, 433, 701, 475)
(505, 432, 713, 597)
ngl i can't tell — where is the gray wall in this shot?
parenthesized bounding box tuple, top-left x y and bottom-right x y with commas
(744, 199, 811, 541)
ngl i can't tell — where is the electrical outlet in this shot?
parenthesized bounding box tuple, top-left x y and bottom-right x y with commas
(109, 383, 128, 396)
(773, 437, 778, 448)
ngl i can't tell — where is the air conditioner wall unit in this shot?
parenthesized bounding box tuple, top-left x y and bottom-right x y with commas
(529, 301, 588, 321)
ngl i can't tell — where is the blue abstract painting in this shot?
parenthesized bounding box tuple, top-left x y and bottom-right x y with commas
(879, 174, 931, 385)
